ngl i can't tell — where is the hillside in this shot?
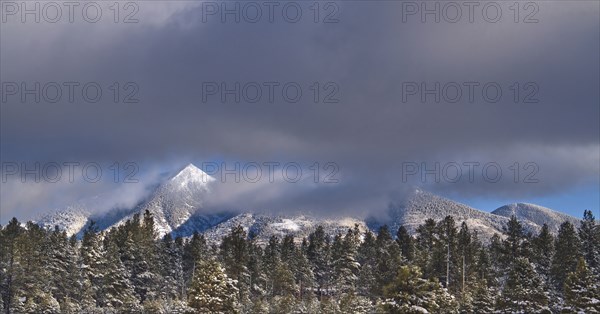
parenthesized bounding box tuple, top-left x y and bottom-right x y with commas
(36, 164, 581, 242)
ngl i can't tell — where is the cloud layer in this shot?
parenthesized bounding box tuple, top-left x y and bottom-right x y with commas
(1, 1, 598, 221)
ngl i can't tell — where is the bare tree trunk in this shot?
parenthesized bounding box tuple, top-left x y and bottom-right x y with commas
(446, 243, 450, 288)
(462, 254, 465, 294)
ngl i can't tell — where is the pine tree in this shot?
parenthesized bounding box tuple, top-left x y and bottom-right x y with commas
(503, 215, 526, 267)
(332, 228, 360, 293)
(159, 234, 185, 301)
(563, 258, 600, 313)
(188, 258, 238, 313)
(499, 257, 549, 313)
(261, 235, 281, 297)
(432, 216, 459, 290)
(373, 225, 404, 297)
(119, 212, 162, 303)
(307, 226, 331, 299)
(276, 235, 301, 300)
(0, 218, 24, 314)
(294, 238, 315, 302)
(415, 218, 438, 278)
(183, 231, 209, 293)
(220, 225, 251, 306)
(272, 263, 297, 297)
(138, 210, 163, 301)
(45, 227, 81, 312)
(280, 235, 296, 269)
(79, 221, 104, 309)
(6, 208, 598, 313)
(14, 223, 61, 313)
(469, 279, 496, 313)
(488, 233, 504, 278)
(250, 297, 269, 314)
(269, 295, 297, 314)
(382, 264, 458, 313)
(551, 221, 581, 289)
(77, 268, 98, 312)
(579, 210, 599, 274)
(531, 223, 555, 280)
(60, 236, 83, 313)
(258, 237, 297, 307)
(457, 222, 477, 295)
(297, 295, 320, 313)
(246, 238, 267, 300)
(474, 242, 495, 285)
(356, 230, 377, 296)
(339, 292, 374, 314)
(396, 225, 415, 262)
(319, 297, 340, 313)
(102, 240, 140, 310)
(174, 236, 187, 298)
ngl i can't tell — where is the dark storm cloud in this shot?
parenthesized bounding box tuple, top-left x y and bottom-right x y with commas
(1, 1, 598, 220)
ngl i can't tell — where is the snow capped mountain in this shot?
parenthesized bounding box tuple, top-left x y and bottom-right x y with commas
(38, 163, 225, 237)
(366, 189, 581, 241)
(492, 203, 581, 234)
(202, 213, 368, 245)
(114, 163, 219, 237)
(37, 205, 90, 236)
(367, 189, 510, 240)
(36, 164, 581, 242)
(169, 163, 215, 189)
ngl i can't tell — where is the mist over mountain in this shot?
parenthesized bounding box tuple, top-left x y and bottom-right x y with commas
(35, 164, 581, 242)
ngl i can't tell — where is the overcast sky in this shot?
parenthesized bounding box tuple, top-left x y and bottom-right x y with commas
(1, 1, 598, 222)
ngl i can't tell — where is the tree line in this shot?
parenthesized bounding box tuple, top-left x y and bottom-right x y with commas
(0, 210, 598, 313)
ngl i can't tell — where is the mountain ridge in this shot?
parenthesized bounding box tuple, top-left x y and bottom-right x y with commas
(35, 164, 582, 241)
(492, 202, 580, 234)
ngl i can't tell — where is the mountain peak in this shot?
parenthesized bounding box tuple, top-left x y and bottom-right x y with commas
(491, 203, 579, 234)
(170, 163, 215, 187)
(174, 163, 202, 175)
(127, 163, 215, 236)
(492, 203, 555, 216)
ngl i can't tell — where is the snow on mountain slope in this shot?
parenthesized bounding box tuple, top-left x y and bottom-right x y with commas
(170, 211, 234, 238)
(492, 203, 580, 234)
(37, 163, 222, 237)
(35, 164, 581, 242)
(367, 189, 581, 241)
(203, 213, 367, 245)
(367, 189, 510, 241)
(113, 163, 216, 236)
(37, 205, 90, 236)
